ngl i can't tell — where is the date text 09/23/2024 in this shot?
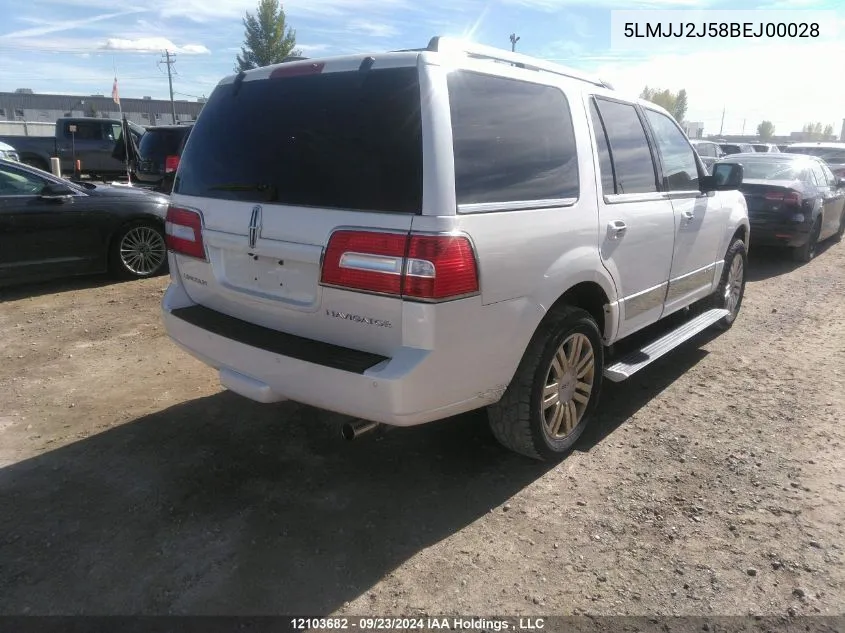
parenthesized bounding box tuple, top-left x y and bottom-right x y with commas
(290, 618, 546, 631)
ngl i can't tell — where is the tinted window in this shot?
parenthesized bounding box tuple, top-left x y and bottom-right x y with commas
(176, 68, 423, 213)
(721, 144, 742, 155)
(644, 109, 699, 191)
(140, 127, 191, 159)
(594, 99, 657, 194)
(65, 121, 103, 140)
(589, 99, 615, 194)
(448, 72, 578, 205)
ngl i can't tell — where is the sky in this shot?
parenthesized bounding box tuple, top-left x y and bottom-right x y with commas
(0, 0, 843, 137)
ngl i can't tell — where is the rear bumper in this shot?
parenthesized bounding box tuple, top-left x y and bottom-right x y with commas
(749, 219, 812, 248)
(161, 281, 528, 426)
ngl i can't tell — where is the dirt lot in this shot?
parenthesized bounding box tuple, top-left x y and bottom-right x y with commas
(0, 241, 843, 618)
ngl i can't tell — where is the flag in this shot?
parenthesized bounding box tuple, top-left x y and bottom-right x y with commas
(112, 77, 120, 106)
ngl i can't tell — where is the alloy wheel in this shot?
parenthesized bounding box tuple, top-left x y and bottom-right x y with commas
(724, 254, 744, 316)
(541, 333, 595, 440)
(119, 226, 166, 276)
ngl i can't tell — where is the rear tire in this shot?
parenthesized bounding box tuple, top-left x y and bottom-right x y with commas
(109, 221, 168, 280)
(487, 306, 604, 461)
(793, 218, 821, 263)
(711, 238, 747, 330)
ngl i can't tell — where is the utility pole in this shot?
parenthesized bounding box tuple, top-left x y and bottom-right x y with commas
(742, 118, 746, 135)
(160, 50, 177, 124)
(509, 33, 520, 52)
(719, 106, 725, 136)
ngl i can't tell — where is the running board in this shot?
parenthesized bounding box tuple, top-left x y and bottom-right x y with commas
(603, 308, 729, 382)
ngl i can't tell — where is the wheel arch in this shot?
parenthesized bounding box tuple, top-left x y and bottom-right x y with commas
(545, 281, 613, 343)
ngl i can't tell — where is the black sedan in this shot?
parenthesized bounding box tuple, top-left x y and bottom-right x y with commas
(0, 158, 170, 286)
(714, 153, 845, 262)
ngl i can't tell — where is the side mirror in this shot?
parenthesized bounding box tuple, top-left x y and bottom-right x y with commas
(702, 163, 743, 192)
(39, 183, 75, 199)
(837, 178, 845, 189)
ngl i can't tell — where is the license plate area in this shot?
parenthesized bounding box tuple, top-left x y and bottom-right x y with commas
(216, 249, 318, 306)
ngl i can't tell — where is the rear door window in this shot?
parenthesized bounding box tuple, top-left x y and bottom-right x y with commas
(447, 71, 579, 207)
(593, 98, 658, 194)
(175, 67, 423, 213)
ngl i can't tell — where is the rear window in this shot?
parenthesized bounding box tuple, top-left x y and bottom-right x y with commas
(139, 128, 190, 158)
(447, 71, 579, 207)
(175, 67, 423, 213)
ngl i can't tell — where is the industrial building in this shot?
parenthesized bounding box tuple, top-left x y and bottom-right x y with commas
(0, 90, 205, 132)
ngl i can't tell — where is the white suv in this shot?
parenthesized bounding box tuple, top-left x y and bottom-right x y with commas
(161, 38, 750, 460)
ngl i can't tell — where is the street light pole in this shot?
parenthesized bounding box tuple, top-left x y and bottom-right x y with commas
(510, 33, 520, 52)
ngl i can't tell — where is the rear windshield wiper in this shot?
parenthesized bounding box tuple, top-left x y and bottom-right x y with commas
(208, 182, 278, 201)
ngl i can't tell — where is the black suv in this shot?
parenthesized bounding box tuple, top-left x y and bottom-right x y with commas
(135, 124, 193, 193)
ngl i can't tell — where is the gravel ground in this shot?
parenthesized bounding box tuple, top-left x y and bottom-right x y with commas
(0, 239, 843, 618)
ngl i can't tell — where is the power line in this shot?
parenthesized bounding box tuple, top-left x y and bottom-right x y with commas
(173, 91, 206, 100)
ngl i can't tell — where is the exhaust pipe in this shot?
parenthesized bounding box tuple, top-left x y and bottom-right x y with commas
(341, 419, 380, 441)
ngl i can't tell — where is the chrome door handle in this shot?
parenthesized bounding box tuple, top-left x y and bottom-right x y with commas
(608, 220, 627, 239)
(681, 210, 695, 224)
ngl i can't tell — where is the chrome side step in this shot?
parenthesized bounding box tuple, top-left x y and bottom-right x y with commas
(603, 308, 729, 382)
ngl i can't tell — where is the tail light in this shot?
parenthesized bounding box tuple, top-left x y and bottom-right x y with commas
(165, 155, 180, 173)
(764, 190, 801, 206)
(165, 206, 206, 260)
(320, 230, 479, 302)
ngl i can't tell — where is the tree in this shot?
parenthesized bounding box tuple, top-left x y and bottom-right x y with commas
(640, 86, 687, 123)
(757, 120, 775, 141)
(673, 89, 688, 124)
(801, 121, 832, 140)
(236, 0, 300, 72)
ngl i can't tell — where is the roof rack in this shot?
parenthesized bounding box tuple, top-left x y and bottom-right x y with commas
(426, 36, 613, 89)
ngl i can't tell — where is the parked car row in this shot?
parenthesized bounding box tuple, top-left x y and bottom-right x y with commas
(783, 142, 845, 178)
(0, 118, 193, 191)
